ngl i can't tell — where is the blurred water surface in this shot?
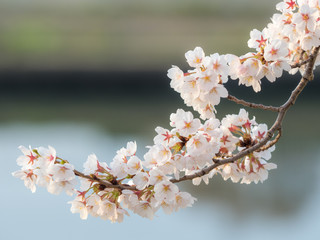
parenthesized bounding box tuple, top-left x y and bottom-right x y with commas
(1, 117, 320, 240)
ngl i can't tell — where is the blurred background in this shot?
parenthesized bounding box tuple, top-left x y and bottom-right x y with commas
(1, 0, 320, 239)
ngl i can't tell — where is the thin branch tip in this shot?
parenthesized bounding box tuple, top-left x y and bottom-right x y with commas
(227, 95, 280, 112)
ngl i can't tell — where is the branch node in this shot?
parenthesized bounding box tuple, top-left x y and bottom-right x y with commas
(212, 158, 221, 164)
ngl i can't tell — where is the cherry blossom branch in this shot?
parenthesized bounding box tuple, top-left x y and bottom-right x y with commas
(172, 46, 320, 184)
(55, 157, 137, 191)
(12, 1, 320, 223)
(227, 95, 280, 112)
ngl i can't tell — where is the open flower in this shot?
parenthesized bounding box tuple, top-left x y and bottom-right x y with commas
(185, 46, 210, 68)
(48, 163, 75, 182)
(154, 180, 179, 203)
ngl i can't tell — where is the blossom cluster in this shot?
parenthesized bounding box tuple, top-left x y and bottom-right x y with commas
(12, 146, 76, 195)
(13, 108, 276, 222)
(168, 51, 229, 119)
(70, 142, 196, 222)
(148, 108, 276, 186)
(168, 0, 320, 119)
(218, 110, 277, 184)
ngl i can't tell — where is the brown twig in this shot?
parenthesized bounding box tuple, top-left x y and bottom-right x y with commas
(256, 129, 281, 152)
(290, 51, 309, 68)
(227, 95, 280, 112)
(73, 170, 137, 191)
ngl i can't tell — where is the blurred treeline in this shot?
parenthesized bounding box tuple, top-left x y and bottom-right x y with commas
(0, 0, 279, 71)
(0, 0, 318, 138)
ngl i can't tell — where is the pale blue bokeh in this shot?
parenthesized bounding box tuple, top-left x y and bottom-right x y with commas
(2, 123, 320, 240)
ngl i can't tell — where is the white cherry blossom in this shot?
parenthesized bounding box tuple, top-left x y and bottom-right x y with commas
(132, 201, 154, 220)
(132, 172, 149, 190)
(264, 40, 289, 62)
(168, 65, 185, 92)
(174, 192, 197, 211)
(16, 145, 38, 169)
(154, 180, 179, 203)
(126, 156, 142, 175)
(292, 4, 318, 32)
(12, 169, 37, 193)
(69, 197, 88, 220)
(47, 163, 75, 182)
(83, 154, 99, 175)
(185, 46, 210, 68)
